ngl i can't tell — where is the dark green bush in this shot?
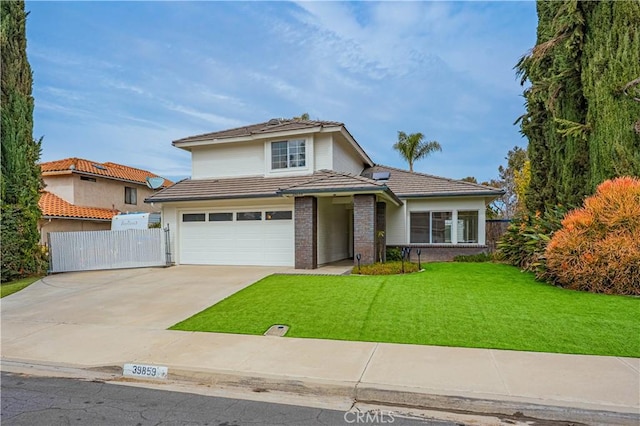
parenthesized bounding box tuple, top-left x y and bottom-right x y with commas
(497, 205, 567, 279)
(453, 252, 493, 262)
(386, 247, 403, 261)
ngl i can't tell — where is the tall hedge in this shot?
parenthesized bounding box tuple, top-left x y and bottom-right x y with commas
(1, 1, 44, 282)
(517, 0, 640, 213)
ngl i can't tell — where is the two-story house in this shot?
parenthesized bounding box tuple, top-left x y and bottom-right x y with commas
(145, 119, 503, 269)
(39, 158, 172, 244)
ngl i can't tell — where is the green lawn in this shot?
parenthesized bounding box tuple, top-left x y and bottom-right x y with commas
(1, 276, 41, 298)
(171, 263, 640, 357)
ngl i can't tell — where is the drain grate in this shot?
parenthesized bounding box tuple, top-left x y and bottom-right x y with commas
(264, 324, 289, 337)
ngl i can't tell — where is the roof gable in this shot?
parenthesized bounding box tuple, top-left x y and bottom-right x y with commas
(40, 158, 173, 188)
(173, 119, 344, 144)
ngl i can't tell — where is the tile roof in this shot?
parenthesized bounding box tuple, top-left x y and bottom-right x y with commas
(40, 158, 173, 188)
(361, 165, 504, 198)
(144, 170, 398, 204)
(173, 119, 344, 144)
(39, 191, 118, 221)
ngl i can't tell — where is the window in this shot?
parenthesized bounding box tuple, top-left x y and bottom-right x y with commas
(410, 211, 452, 243)
(266, 211, 292, 220)
(457, 211, 479, 243)
(209, 213, 233, 222)
(182, 213, 205, 222)
(124, 187, 137, 205)
(271, 140, 306, 169)
(237, 211, 262, 221)
(410, 212, 430, 243)
(80, 176, 96, 182)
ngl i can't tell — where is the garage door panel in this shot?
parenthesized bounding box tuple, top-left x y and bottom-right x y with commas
(179, 211, 293, 266)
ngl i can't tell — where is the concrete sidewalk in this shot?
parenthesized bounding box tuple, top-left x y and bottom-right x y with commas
(1, 266, 639, 425)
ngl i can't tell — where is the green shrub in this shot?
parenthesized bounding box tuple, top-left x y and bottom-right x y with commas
(497, 205, 567, 279)
(453, 252, 493, 262)
(386, 247, 403, 261)
(352, 261, 419, 275)
(546, 177, 640, 295)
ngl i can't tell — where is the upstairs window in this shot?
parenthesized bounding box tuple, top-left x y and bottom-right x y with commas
(124, 187, 137, 205)
(271, 139, 305, 169)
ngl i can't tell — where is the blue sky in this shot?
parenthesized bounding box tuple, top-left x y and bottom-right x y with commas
(27, 1, 537, 183)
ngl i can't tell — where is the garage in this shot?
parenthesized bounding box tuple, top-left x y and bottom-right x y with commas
(178, 209, 294, 266)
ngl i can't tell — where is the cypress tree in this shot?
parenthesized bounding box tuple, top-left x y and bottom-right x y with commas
(582, 1, 640, 186)
(517, 0, 640, 212)
(1, 0, 44, 282)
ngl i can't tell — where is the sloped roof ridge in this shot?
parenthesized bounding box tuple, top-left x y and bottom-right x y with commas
(318, 169, 383, 186)
(370, 164, 501, 192)
(173, 118, 346, 143)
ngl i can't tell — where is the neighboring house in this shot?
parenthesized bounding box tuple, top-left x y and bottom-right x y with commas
(145, 119, 504, 269)
(38, 158, 172, 244)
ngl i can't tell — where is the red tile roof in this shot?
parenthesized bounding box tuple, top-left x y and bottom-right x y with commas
(40, 158, 173, 188)
(39, 191, 118, 221)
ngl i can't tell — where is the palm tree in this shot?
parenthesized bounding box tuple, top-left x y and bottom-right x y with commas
(393, 131, 442, 172)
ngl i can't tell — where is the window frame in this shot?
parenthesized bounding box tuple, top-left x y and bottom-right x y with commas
(124, 186, 137, 205)
(182, 213, 206, 222)
(457, 210, 479, 243)
(270, 139, 306, 170)
(236, 211, 262, 221)
(409, 211, 456, 244)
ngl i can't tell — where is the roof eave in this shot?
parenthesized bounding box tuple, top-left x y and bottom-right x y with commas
(173, 126, 325, 149)
(339, 127, 375, 167)
(41, 215, 113, 222)
(144, 193, 282, 204)
(398, 191, 505, 199)
(278, 186, 402, 206)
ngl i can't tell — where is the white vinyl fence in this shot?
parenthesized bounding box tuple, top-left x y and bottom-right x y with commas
(48, 228, 170, 273)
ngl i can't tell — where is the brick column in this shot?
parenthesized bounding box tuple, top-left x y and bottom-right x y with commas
(294, 196, 317, 269)
(376, 201, 386, 263)
(353, 194, 376, 266)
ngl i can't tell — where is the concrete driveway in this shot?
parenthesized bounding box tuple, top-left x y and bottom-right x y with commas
(1, 265, 283, 329)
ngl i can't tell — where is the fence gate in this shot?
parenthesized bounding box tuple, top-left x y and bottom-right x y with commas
(48, 228, 170, 273)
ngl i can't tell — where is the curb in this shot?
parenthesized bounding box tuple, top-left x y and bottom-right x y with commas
(4, 360, 639, 426)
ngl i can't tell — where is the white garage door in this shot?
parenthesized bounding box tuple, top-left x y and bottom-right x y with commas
(179, 210, 294, 266)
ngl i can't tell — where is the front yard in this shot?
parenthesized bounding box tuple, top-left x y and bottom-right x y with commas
(171, 263, 639, 357)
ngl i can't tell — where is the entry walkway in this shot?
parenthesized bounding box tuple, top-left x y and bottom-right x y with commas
(1, 266, 638, 425)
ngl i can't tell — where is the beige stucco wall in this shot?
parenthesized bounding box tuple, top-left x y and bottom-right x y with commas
(188, 130, 369, 180)
(332, 133, 366, 176)
(191, 141, 265, 179)
(38, 219, 111, 245)
(44, 175, 160, 213)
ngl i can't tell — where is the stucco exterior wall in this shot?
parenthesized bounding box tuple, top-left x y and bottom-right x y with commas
(191, 141, 265, 179)
(317, 197, 349, 265)
(39, 219, 111, 245)
(43, 176, 74, 204)
(386, 197, 487, 246)
(332, 133, 365, 176)
(314, 134, 333, 170)
(44, 175, 160, 213)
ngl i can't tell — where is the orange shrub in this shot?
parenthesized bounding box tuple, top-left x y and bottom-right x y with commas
(545, 177, 640, 295)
